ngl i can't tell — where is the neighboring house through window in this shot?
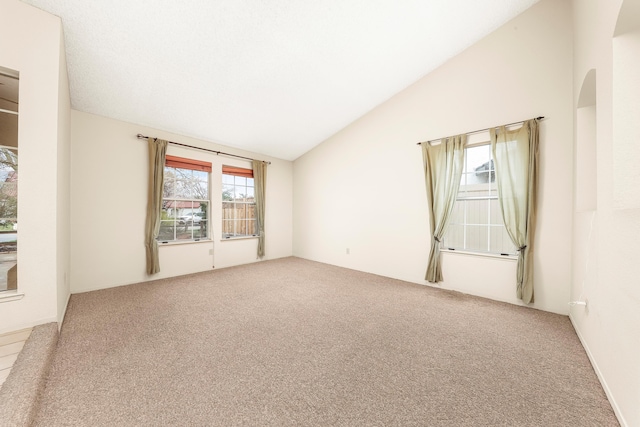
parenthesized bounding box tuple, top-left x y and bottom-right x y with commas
(443, 143, 517, 255)
(159, 155, 211, 242)
(222, 165, 256, 238)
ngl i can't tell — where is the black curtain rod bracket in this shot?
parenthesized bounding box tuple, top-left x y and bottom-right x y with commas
(416, 116, 545, 146)
(136, 134, 271, 165)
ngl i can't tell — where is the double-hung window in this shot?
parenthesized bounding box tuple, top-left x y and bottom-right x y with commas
(159, 155, 211, 242)
(222, 166, 256, 239)
(443, 143, 516, 255)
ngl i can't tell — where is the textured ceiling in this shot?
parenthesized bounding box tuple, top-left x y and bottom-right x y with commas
(22, 0, 538, 160)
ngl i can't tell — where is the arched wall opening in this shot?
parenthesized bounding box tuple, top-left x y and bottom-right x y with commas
(576, 69, 597, 212)
(612, 0, 640, 209)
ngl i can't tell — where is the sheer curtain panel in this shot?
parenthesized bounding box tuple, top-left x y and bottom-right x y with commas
(490, 119, 539, 303)
(145, 138, 168, 274)
(422, 135, 465, 282)
(252, 160, 267, 258)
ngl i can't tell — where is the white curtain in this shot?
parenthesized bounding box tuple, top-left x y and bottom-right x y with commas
(422, 135, 465, 282)
(490, 119, 539, 303)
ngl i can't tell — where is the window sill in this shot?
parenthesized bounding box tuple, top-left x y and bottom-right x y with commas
(441, 248, 517, 260)
(0, 291, 25, 303)
(158, 239, 212, 247)
(221, 235, 258, 242)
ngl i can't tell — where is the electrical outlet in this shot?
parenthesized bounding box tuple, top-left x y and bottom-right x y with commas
(209, 249, 213, 255)
(346, 248, 350, 255)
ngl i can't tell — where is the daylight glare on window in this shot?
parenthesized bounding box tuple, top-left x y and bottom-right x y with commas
(159, 166, 210, 242)
(443, 144, 517, 255)
(222, 172, 257, 238)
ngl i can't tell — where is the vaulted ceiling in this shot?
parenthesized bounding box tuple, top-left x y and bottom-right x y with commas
(22, 0, 539, 160)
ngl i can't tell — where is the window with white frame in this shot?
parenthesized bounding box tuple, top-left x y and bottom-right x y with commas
(158, 155, 210, 242)
(442, 143, 517, 255)
(222, 166, 256, 239)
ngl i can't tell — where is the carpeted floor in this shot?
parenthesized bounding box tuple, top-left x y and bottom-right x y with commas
(34, 257, 618, 426)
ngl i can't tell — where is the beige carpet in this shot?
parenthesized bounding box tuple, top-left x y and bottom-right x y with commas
(34, 257, 618, 426)
(0, 323, 58, 427)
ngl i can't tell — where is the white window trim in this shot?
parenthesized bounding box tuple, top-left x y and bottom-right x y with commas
(158, 238, 212, 246)
(0, 291, 25, 303)
(440, 247, 517, 260)
(220, 235, 258, 242)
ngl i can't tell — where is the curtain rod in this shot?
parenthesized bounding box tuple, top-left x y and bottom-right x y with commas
(416, 116, 545, 145)
(136, 134, 271, 165)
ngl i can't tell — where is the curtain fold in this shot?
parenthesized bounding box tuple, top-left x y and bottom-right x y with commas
(145, 138, 168, 275)
(252, 160, 267, 258)
(422, 135, 465, 282)
(490, 119, 539, 303)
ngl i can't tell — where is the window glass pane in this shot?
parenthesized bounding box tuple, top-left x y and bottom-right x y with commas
(245, 186, 255, 199)
(162, 201, 179, 219)
(222, 202, 234, 220)
(222, 219, 234, 237)
(244, 219, 252, 236)
(465, 145, 490, 173)
(0, 183, 17, 219)
(223, 184, 234, 201)
(175, 178, 192, 199)
(222, 174, 234, 185)
(175, 168, 198, 198)
(195, 202, 208, 220)
(158, 221, 176, 241)
(464, 225, 489, 253)
(163, 168, 176, 198)
(221, 173, 257, 239)
(176, 218, 195, 240)
(490, 225, 517, 254)
(462, 145, 493, 189)
(0, 166, 15, 182)
(444, 224, 464, 249)
(192, 211, 208, 239)
(193, 180, 208, 200)
(234, 187, 247, 201)
(464, 199, 488, 226)
(247, 219, 257, 235)
(176, 202, 194, 228)
(490, 199, 504, 225)
(246, 203, 256, 219)
(235, 204, 246, 221)
(459, 171, 467, 188)
(192, 222, 206, 239)
(446, 142, 518, 255)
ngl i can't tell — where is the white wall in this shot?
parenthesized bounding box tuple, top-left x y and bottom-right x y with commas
(56, 27, 72, 326)
(293, 0, 573, 315)
(0, 0, 70, 334)
(571, 0, 640, 425)
(70, 111, 292, 293)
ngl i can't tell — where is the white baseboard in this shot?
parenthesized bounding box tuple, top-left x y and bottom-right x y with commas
(57, 293, 70, 331)
(0, 316, 58, 336)
(569, 314, 628, 427)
